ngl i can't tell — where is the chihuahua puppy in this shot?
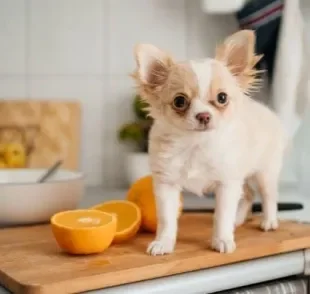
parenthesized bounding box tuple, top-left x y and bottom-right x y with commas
(132, 30, 287, 256)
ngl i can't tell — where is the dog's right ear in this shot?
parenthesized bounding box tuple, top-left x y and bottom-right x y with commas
(215, 30, 262, 92)
(133, 44, 173, 90)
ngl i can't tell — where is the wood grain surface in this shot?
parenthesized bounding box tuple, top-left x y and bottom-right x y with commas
(1, 214, 310, 294)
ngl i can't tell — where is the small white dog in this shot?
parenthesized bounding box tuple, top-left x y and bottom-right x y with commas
(132, 30, 287, 256)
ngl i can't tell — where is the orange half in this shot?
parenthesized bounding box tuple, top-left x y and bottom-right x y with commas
(92, 200, 141, 243)
(51, 209, 117, 255)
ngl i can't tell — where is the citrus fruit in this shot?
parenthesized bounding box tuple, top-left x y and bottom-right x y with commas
(4, 143, 26, 168)
(92, 200, 141, 243)
(126, 175, 183, 233)
(51, 209, 117, 255)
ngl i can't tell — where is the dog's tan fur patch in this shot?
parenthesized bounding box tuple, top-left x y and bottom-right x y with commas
(208, 63, 230, 113)
(167, 63, 199, 101)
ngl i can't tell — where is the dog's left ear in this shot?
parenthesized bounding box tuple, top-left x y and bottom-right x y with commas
(216, 30, 262, 91)
(133, 44, 174, 91)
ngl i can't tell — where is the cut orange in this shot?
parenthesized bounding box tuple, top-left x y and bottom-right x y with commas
(126, 175, 183, 233)
(92, 200, 141, 243)
(51, 209, 117, 255)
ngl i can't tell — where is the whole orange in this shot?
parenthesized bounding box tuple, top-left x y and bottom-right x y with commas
(126, 175, 183, 233)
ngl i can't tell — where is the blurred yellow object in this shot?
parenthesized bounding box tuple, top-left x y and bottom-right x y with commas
(126, 175, 183, 233)
(4, 143, 26, 168)
(0, 144, 6, 156)
(51, 209, 117, 255)
(0, 160, 7, 168)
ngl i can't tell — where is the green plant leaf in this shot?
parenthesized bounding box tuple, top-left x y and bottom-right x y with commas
(133, 95, 149, 120)
(118, 122, 143, 142)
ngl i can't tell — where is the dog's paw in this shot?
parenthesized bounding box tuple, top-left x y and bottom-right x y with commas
(260, 218, 278, 231)
(211, 236, 236, 253)
(147, 238, 175, 256)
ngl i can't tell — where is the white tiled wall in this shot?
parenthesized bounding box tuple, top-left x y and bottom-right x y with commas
(0, 0, 238, 187)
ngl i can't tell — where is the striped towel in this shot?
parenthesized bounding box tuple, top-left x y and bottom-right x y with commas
(237, 0, 283, 29)
(236, 0, 284, 82)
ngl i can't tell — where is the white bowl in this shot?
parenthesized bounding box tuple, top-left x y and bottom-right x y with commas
(0, 169, 84, 226)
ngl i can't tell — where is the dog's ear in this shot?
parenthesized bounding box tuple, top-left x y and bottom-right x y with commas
(216, 30, 263, 92)
(133, 44, 173, 90)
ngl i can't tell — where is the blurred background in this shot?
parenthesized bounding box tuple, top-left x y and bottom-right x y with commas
(0, 0, 309, 196)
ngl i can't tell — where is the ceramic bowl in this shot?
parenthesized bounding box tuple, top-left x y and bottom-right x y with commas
(0, 169, 84, 226)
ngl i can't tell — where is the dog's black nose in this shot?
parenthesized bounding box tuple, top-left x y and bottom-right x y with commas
(196, 112, 211, 124)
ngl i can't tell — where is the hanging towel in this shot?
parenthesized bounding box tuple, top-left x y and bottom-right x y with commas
(271, 0, 309, 139)
(236, 0, 309, 138)
(236, 0, 283, 83)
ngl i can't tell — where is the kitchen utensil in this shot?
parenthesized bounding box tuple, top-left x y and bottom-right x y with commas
(0, 169, 84, 226)
(1, 215, 310, 294)
(183, 202, 304, 213)
(37, 160, 63, 183)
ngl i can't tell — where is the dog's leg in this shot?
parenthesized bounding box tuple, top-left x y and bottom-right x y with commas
(147, 181, 180, 256)
(211, 181, 243, 253)
(256, 172, 279, 231)
(235, 181, 255, 227)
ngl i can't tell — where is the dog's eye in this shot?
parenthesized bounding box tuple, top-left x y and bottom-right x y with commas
(217, 92, 228, 104)
(173, 95, 189, 110)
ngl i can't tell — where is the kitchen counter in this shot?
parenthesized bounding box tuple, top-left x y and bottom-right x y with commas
(1, 186, 310, 294)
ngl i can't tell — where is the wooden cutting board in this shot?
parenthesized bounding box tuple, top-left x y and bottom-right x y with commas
(1, 214, 310, 294)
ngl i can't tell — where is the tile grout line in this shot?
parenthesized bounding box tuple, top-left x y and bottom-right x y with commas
(101, 0, 110, 187)
(102, 0, 110, 78)
(184, 0, 190, 60)
(25, 0, 31, 98)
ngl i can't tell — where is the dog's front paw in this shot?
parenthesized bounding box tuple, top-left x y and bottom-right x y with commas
(147, 238, 175, 256)
(211, 236, 236, 253)
(260, 218, 278, 231)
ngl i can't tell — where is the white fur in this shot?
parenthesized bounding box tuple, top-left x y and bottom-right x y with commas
(134, 35, 287, 256)
(147, 181, 179, 255)
(190, 59, 212, 100)
(235, 197, 252, 227)
(146, 61, 287, 256)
